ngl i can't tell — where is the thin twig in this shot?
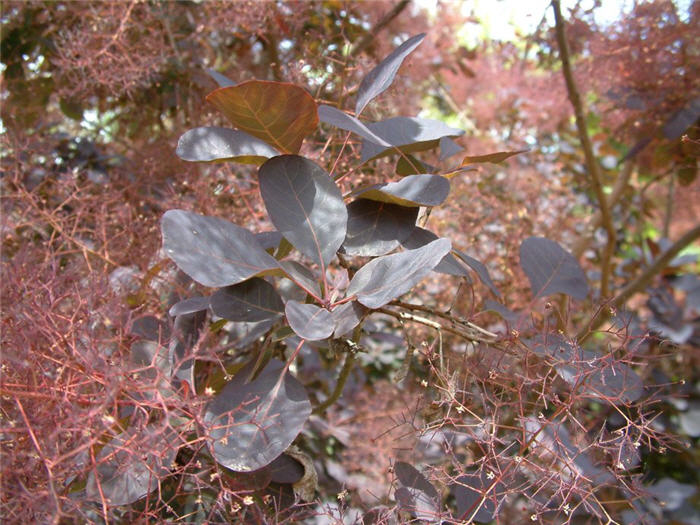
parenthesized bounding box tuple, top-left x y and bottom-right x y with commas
(552, 0, 616, 298)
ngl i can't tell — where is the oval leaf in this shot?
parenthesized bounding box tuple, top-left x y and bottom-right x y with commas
(168, 296, 210, 317)
(355, 33, 426, 116)
(86, 426, 179, 506)
(259, 155, 347, 268)
(285, 300, 334, 341)
(361, 117, 464, 162)
(342, 199, 418, 257)
(519, 237, 589, 300)
(318, 105, 390, 146)
(460, 149, 528, 165)
(176, 127, 279, 165)
(280, 260, 322, 298)
(204, 359, 311, 472)
(347, 238, 452, 308)
(401, 227, 470, 277)
(162, 210, 279, 288)
(331, 301, 367, 337)
(206, 80, 318, 154)
(354, 174, 450, 207)
(210, 278, 284, 322)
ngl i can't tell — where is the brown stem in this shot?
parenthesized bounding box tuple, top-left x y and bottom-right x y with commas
(579, 223, 700, 341)
(350, 0, 411, 58)
(552, 0, 616, 298)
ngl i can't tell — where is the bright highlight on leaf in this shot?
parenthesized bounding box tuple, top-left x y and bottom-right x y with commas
(176, 127, 279, 165)
(206, 80, 318, 154)
(353, 174, 450, 207)
(161, 210, 279, 288)
(355, 33, 426, 116)
(347, 238, 451, 308)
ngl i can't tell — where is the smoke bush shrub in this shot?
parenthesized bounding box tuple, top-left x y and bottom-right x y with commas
(6, 32, 697, 524)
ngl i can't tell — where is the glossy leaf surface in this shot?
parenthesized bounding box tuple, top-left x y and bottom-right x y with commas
(285, 300, 334, 340)
(361, 117, 464, 162)
(331, 301, 366, 337)
(168, 296, 210, 317)
(519, 237, 588, 300)
(317, 104, 390, 146)
(176, 127, 278, 165)
(204, 359, 311, 472)
(354, 174, 450, 207)
(401, 227, 470, 277)
(259, 155, 347, 268)
(342, 199, 418, 257)
(210, 278, 284, 322)
(355, 33, 426, 116)
(161, 210, 278, 288)
(206, 80, 318, 154)
(206, 68, 235, 88)
(347, 238, 451, 308)
(460, 149, 528, 165)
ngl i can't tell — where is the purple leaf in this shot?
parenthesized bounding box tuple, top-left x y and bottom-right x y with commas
(342, 199, 418, 257)
(168, 296, 210, 317)
(161, 210, 279, 288)
(318, 104, 390, 146)
(355, 33, 426, 116)
(210, 278, 284, 322)
(353, 174, 450, 207)
(259, 155, 347, 269)
(176, 127, 279, 165)
(204, 359, 311, 472)
(285, 300, 334, 340)
(519, 237, 588, 300)
(347, 238, 451, 308)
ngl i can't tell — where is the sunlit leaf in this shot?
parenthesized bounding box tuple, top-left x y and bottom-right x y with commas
(341, 199, 418, 257)
(176, 127, 279, 165)
(206, 80, 318, 154)
(206, 68, 235, 88)
(161, 210, 279, 288)
(353, 174, 450, 207)
(259, 155, 347, 268)
(318, 104, 390, 146)
(280, 260, 322, 298)
(331, 301, 366, 337)
(168, 296, 210, 317)
(519, 237, 588, 300)
(347, 238, 451, 308)
(401, 227, 470, 278)
(210, 278, 284, 322)
(355, 33, 426, 116)
(285, 300, 334, 340)
(361, 117, 464, 162)
(460, 149, 528, 165)
(204, 359, 311, 472)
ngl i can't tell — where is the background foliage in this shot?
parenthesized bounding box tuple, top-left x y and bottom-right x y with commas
(1, 1, 699, 523)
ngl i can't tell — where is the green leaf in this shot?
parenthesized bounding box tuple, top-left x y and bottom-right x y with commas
(206, 80, 318, 154)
